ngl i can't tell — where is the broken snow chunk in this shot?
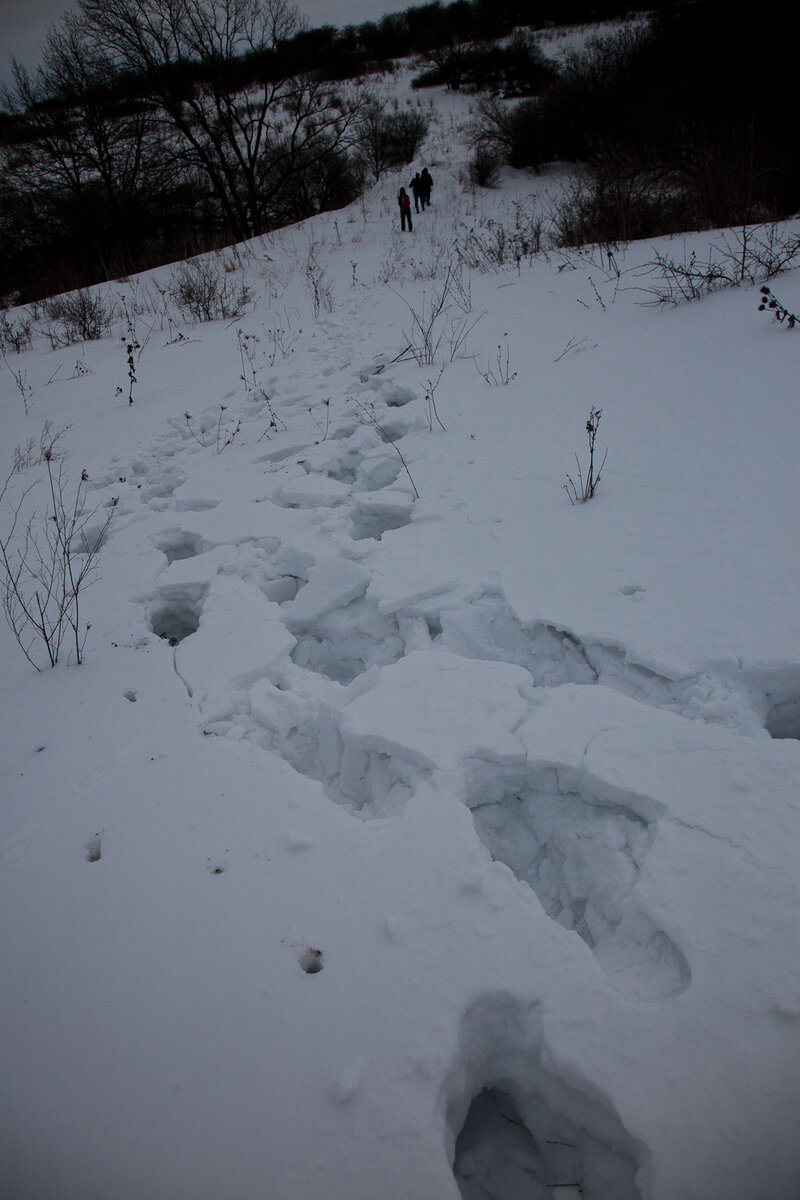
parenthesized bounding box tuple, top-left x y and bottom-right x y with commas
(374, 576, 456, 616)
(284, 559, 370, 631)
(251, 679, 313, 739)
(157, 544, 233, 589)
(355, 449, 402, 491)
(351, 490, 414, 540)
(274, 475, 350, 508)
(340, 651, 530, 774)
(176, 575, 294, 697)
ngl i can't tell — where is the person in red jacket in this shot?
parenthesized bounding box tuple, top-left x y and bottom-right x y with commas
(398, 187, 413, 232)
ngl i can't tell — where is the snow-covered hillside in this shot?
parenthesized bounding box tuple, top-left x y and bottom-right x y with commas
(1, 70, 799, 1200)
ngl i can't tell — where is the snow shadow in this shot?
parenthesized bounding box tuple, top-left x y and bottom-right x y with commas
(441, 591, 596, 689)
(465, 765, 690, 1002)
(445, 995, 642, 1200)
(765, 697, 800, 741)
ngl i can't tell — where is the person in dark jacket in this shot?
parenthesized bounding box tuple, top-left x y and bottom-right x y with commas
(398, 187, 413, 231)
(409, 173, 422, 212)
(419, 167, 432, 209)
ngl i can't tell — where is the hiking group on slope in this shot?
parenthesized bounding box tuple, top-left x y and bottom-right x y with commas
(398, 167, 433, 232)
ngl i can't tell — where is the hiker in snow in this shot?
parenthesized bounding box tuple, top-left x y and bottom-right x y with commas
(419, 167, 432, 209)
(398, 187, 413, 232)
(409, 173, 422, 213)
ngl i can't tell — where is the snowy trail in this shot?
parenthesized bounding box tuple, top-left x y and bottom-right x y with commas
(83, 268, 798, 1194)
(121, 304, 780, 1019)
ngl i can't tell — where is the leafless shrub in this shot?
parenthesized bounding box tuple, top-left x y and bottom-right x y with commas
(2, 353, 34, 413)
(0, 312, 33, 354)
(1, 452, 116, 669)
(475, 337, 517, 386)
(392, 111, 429, 163)
(467, 94, 550, 172)
(167, 258, 251, 323)
(456, 204, 543, 274)
(12, 422, 70, 474)
(304, 247, 334, 318)
(564, 407, 607, 504)
(357, 103, 429, 182)
(642, 249, 733, 304)
(349, 395, 419, 499)
(42, 289, 115, 346)
(183, 406, 241, 453)
(716, 224, 800, 283)
(468, 146, 501, 189)
(265, 320, 299, 366)
(423, 365, 447, 431)
(642, 225, 800, 306)
(308, 398, 331, 440)
(548, 168, 689, 251)
(235, 327, 286, 436)
(394, 264, 483, 366)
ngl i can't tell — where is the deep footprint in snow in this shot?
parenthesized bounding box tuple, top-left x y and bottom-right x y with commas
(290, 597, 405, 684)
(466, 770, 690, 1001)
(447, 995, 641, 1200)
(153, 530, 209, 564)
(454, 1088, 585, 1200)
(442, 588, 762, 731)
(149, 585, 207, 644)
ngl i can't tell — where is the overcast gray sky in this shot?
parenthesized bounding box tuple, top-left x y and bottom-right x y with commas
(0, 0, 394, 87)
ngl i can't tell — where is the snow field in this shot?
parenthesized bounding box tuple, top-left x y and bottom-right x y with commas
(1, 64, 799, 1200)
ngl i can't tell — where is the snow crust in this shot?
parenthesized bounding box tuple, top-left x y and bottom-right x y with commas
(1, 61, 799, 1200)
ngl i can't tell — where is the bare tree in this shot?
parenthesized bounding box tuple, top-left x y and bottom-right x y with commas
(0, 22, 175, 274)
(40, 16, 173, 220)
(75, 0, 368, 239)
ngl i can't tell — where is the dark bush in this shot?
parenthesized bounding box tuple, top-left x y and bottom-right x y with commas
(413, 32, 556, 96)
(43, 288, 115, 344)
(392, 111, 430, 162)
(482, 3, 800, 237)
(167, 258, 250, 323)
(469, 95, 543, 170)
(468, 145, 501, 187)
(358, 104, 429, 180)
(549, 166, 696, 250)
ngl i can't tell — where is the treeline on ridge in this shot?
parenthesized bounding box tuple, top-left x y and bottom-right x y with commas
(1, 0, 795, 306)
